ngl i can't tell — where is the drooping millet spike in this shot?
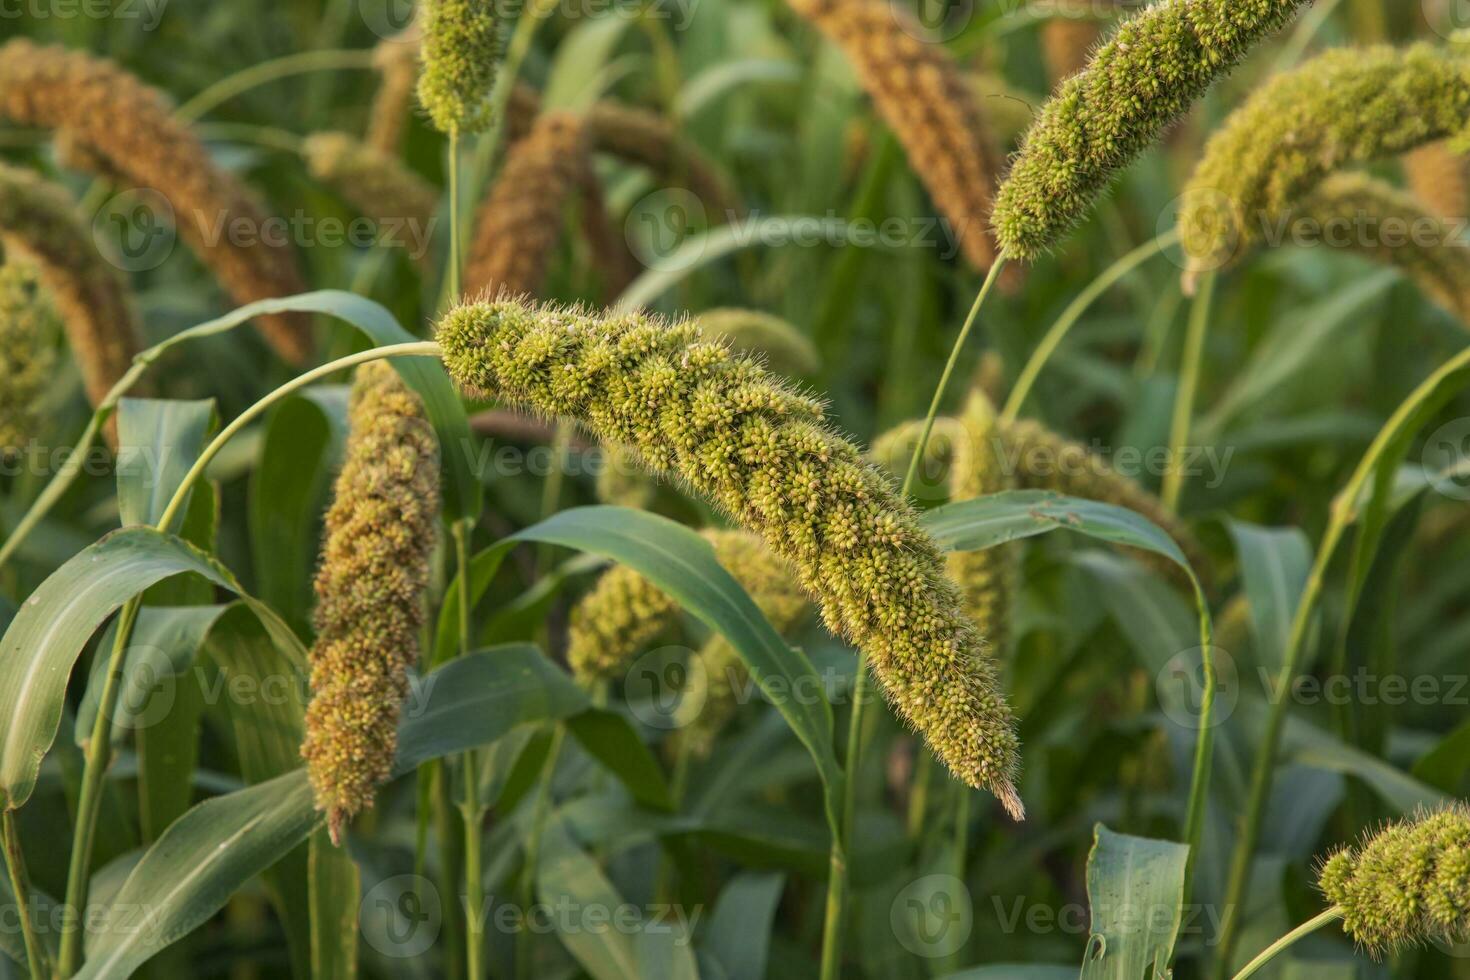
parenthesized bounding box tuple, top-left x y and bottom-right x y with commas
(993, 0, 1314, 260)
(1405, 141, 1470, 222)
(1291, 174, 1470, 327)
(464, 112, 590, 299)
(436, 298, 1024, 817)
(0, 163, 143, 418)
(783, 0, 1007, 275)
(367, 16, 422, 155)
(416, 0, 511, 136)
(1318, 805, 1470, 956)
(0, 39, 312, 364)
(1180, 44, 1470, 283)
(0, 258, 59, 453)
(302, 362, 441, 844)
(947, 389, 1016, 655)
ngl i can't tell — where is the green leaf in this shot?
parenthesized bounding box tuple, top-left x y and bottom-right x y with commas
(565, 708, 673, 811)
(248, 388, 348, 634)
(1226, 521, 1311, 674)
(0, 527, 304, 810)
(1077, 826, 1190, 980)
(940, 969, 1074, 980)
(74, 769, 321, 980)
(393, 644, 589, 775)
(506, 506, 843, 835)
(702, 872, 786, 980)
(923, 490, 1190, 573)
(74, 604, 233, 746)
(1413, 717, 1470, 794)
(115, 398, 217, 528)
(72, 642, 586, 977)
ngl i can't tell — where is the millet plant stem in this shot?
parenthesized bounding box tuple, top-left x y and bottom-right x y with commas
(1230, 908, 1342, 980)
(1162, 271, 1215, 513)
(3, 811, 45, 980)
(822, 254, 1008, 980)
(1212, 342, 1470, 976)
(55, 341, 439, 977)
(1001, 230, 1179, 424)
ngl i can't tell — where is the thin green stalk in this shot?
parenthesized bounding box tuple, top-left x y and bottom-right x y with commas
(821, 255, 1008, 980)
(1001, 230, 1179, 424)
(449, 129, 462, 304)
(1230, 908, 1342, 980)
(1161, 272, 1215, 514)
(906, 750, 933, 836)
(1213, 344, 1470, 976)
(193, 123, 305, 156)
(55, 341, 439, 977)
(902, 259, 1010, 495)
(518, 724, 567, 980)
(452, 519, 486, 980)
(3, 812, 46, 980)
(1179, 586, 1216, 904)
(174, 49, 377, 122)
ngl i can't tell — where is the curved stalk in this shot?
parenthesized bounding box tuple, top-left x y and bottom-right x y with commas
(56, 341, 439, 976)
(1002, 230, 1179, 424)
(821, 255, 1008, 980)
(1230, 908, 1342, 980)
(1161, 271, 1215, 513)
(174, 49, 377, 122)
(3, 812, 46, 980)
(1212, 343, 1470, 976)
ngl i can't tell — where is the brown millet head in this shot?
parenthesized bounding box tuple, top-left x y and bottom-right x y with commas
(1293, 173, 1470, 327)
(303, 131, 439, 268)
(0, 39, 312, 364)
(464, 111, 591, 300)
(436, 299, 1024, 818)
(1404, 141, 1470, 223)
(302, 361, 441, 844)
(508, 84, 745, 225)
(1040, 3, 1105, 87)
(367, 16, 423, 155)
(0, 162, 142, 415)
(784, 0, 1005, 275)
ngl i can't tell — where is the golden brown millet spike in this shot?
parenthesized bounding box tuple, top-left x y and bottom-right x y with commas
(785, 0, 1005, 275)
(1405, 141, 1470, 222)
(303, 131, 439, 268)
(999, 417, 1208, 589)
(302, 361, 441, 844)
(366, 18, 423, 155)
(1318, 805, 1470, 956)
(571, 166, 640, 302)
(464, 112, 590, 300)
(0, 163, 142, 417)
(507, 84, 744, 223)
(0, 39, 312, 364)
(0, 258, 59, 453)
(948, 389, 1016, 654)
(437, 300, 1024, 817)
